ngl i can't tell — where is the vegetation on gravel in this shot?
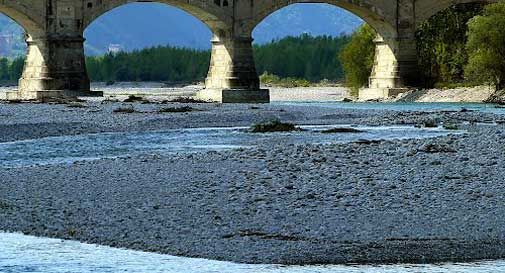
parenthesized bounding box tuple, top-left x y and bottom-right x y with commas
(250, 120, 300, 133)
(113, 107, 136, 113)
(158, 106, 194, 113)
(321, 127, 365, 134)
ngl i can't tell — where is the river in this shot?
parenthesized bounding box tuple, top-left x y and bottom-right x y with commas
(1, 233, 504, 273)
(1, 101, 504, 272)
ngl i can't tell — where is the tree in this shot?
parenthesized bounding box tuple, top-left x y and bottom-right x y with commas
(9, 57, 24, 81)
(339, 24, 376, 95)
(0, 58, 9, 81)
(416, 3, 485, 86)
(465, 2, 505, 90)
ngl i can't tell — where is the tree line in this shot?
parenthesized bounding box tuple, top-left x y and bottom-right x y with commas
(0, 34, 352, 84)
(0, 56, 24, 83)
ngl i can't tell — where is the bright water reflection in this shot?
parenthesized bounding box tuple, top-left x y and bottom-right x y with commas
(0, 233, 504, 273)
(0, 125, 457, 168)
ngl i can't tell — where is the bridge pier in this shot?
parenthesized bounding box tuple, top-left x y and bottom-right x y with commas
(359, 35, 419, 101)
(8, 35, 100, 101)
(197, 35, 269, 103)
(359, 0, 421, 101)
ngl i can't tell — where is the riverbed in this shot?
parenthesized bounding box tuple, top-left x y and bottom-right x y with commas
(1, 99, 505, 266)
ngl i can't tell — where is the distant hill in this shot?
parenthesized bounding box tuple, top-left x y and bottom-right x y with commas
(0, 3, 362, 57)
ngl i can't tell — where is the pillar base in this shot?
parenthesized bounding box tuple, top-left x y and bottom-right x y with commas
(196, 88, 270, 103)
(359, 88, 408, 101)
(5, 89, 103, 101)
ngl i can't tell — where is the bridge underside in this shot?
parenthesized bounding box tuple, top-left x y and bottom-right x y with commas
(1, 0, 494, 103)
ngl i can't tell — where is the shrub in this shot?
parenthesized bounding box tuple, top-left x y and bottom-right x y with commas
(416, 3, 485, 86)
(465, 3, 505, 90)
(250, 120, 300, 133)
(158, 106, 194, 113)
(321, 127, 364, 134)
(113, 107, 135, 113)
(340, 24, 376, 96)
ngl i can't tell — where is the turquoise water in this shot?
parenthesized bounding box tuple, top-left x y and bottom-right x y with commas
(277, 101, 505, 114)
(1, 233, 504, 273)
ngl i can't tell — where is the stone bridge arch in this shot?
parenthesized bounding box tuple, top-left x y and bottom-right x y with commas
(247, 0, 397, 39)
(0, 2, 45, 36)
(415, 0, 498, 25)
(82, 0, 234, 35)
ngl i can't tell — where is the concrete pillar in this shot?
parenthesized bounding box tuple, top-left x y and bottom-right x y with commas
(368, 35, 401, 90)
(9, 34, 99, 100)
(197, 35, 269, 103)
(360, 35, 407, 101)
(359, 0, 420, 101)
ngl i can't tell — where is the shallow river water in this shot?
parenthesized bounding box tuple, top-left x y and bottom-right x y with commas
(279, 101, 505, 114)
(0, 124, 457, 168)
(1, 233, 504, 273)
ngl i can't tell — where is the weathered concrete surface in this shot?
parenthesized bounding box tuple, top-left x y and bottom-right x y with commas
(1, 0, 500, 102)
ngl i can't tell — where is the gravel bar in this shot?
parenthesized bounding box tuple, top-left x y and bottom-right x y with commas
(1, 100, 505, 264)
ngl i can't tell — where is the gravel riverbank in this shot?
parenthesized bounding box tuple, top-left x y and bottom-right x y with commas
(1, 99, 505, 264)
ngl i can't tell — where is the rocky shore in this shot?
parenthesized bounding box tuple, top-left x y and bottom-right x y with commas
(1, 99, 505, 264)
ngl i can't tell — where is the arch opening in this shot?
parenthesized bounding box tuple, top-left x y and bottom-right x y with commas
(250, 1, 395, 40)
(251, 3, 371, 87)
(83, 2, 215, 85)
(0, 13, 28, 87)
(83, 0, 230, 36)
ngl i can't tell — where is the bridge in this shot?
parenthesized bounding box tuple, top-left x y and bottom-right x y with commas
(0, 0, 498, 102)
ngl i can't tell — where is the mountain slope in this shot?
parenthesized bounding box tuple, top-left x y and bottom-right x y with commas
(0, 3, 363, 57)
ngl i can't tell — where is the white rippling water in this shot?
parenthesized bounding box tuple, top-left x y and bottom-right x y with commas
(1, 233, 504, 273)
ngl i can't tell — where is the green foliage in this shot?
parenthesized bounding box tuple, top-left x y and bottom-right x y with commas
(416, 3, 485, 86)
(259, 72, 311, 87)
(321, 127, 364, 134)
(465, 2, 505, 90)
(0, 56, 24, 82)
(86, 46, 211, 82)
(250, 120, 300, 133)
(339, 24, 376, 95)
(255, 34, 351, 82)
(0, 35, 353, 84)
(87, 35, 352, 83)
(158, 106, 194, 113)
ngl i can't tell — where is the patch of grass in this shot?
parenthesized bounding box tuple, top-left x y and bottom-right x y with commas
(113, 106, 136, 113)
(164, 97, 210, 103)
(250, 119, 301, 133)
(433, 81, 479, 89)
(123, 95, 145, 103)
(259, 72, 311, 88)
(416, 119, 439, 128)
(158, 106, 194, 113)
(443, 123, 459, 130)
(321, 127, 365, 134)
